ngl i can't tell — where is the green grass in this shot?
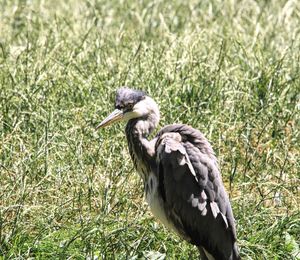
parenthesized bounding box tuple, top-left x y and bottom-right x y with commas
(0, 0, 299, 259)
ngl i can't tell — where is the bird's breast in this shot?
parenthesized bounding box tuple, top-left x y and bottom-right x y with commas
(145, 174, 178, 233)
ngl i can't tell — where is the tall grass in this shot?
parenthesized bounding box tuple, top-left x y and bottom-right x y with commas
(0, 0, 299, 259)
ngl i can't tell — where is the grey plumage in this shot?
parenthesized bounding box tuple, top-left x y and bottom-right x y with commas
(115, 88, 145, 109)
(97, 88, 240, 260)
(156, 125, 239, 259)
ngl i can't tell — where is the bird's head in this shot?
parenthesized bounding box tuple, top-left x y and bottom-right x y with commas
(96, 87, 159, 129)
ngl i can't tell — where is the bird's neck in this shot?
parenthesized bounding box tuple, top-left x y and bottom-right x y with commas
(125, 113, 159, 182)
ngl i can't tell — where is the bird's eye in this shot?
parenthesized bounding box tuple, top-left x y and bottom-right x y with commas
(127, 103, 134, 110)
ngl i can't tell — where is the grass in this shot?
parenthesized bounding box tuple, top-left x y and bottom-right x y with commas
(0, 0, 299, 259)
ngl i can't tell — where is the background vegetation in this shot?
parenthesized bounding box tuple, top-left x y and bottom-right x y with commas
(0, 0, 299, 259)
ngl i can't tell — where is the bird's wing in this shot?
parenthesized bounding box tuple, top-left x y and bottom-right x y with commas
(155, 124, 239, 260)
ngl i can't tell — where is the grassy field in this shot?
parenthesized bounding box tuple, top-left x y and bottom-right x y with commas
(0, 0, 299, 259)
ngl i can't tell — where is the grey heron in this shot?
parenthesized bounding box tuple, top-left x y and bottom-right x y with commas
(96, 88, 240, 260)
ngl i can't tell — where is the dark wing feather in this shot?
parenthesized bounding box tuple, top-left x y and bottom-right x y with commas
(155, 124, 240, 260)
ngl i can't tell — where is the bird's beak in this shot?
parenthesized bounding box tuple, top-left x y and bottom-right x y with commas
(96, 109, 124, 129)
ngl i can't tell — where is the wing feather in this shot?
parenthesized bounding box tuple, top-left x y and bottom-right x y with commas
(155, 124, 240, 260)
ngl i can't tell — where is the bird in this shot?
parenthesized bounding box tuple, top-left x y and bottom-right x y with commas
(96, 87, 240, 260)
